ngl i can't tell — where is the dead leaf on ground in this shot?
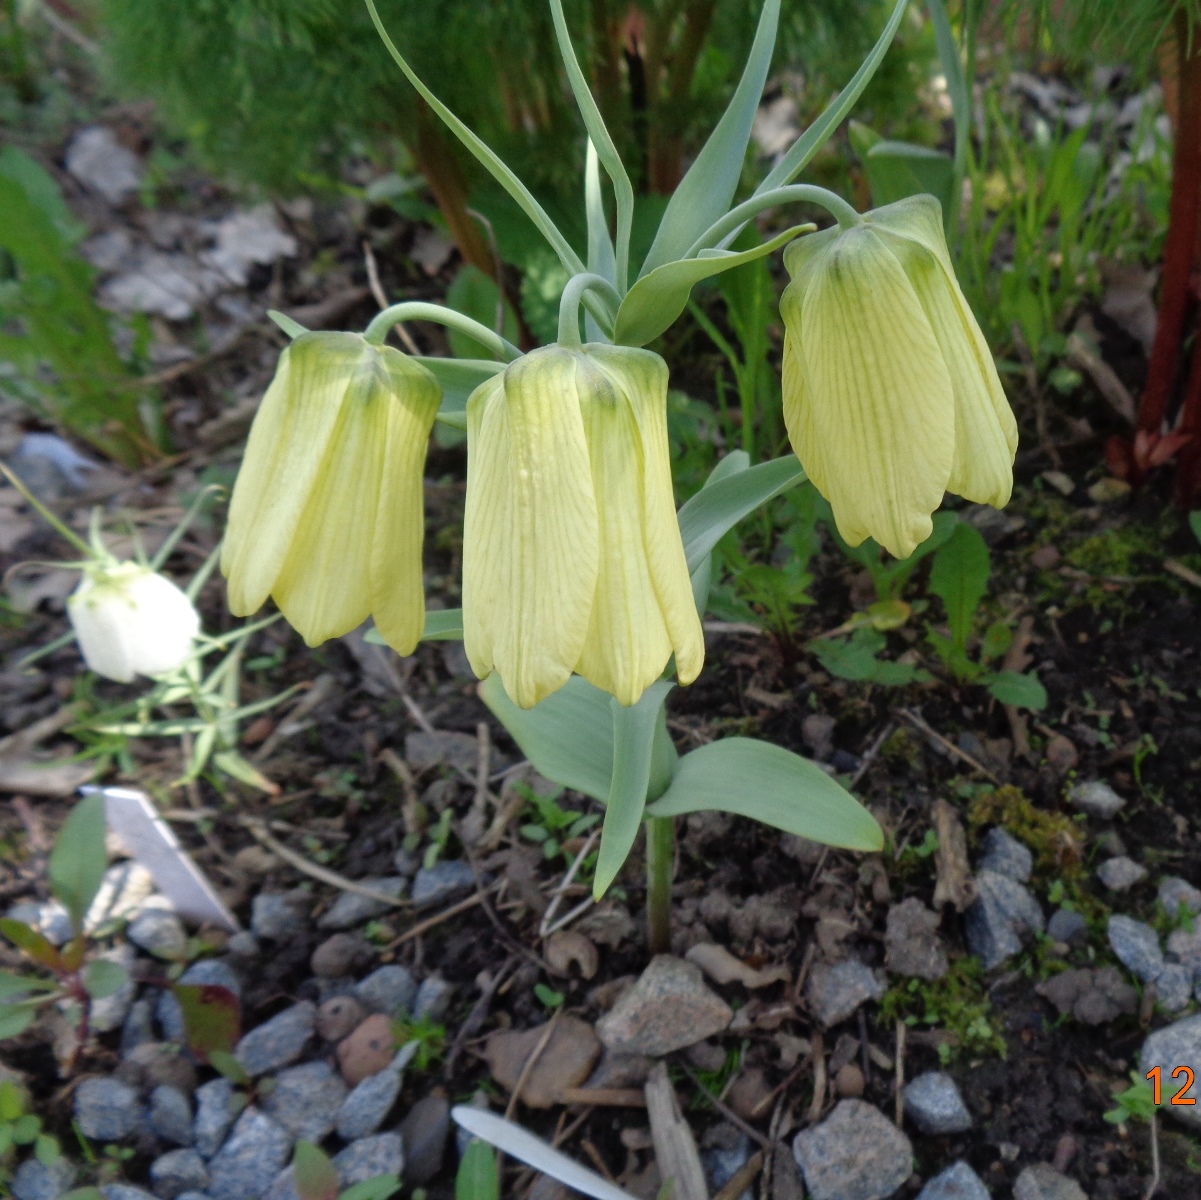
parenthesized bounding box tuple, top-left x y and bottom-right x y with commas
(685, 942, 790, 989)
(645, 1062, 708, 1200)
(932, 798, 976, 912)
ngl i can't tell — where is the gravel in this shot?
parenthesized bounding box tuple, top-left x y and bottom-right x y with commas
(75, 1077, 141, 1141)
(332, 1133, 405, 1187)
(964, 870, 1045, 969)
(397, 1093, 451, 1185)
(1155, 962, 1194, 1012)
(978, 827, 1032, 882)
(354, 964, 417, 1017)
(413, 975, 455, 1021)
(336, 1066, 402, 1140)
(411, 860, 477, 909)
(261, 1060, 348, 1142)
(234, 1002, 316, 1076)
(1159, 876, 1201, 918)
(121, 997, 157, 1055)
(1141, 1013, 1201, 1128)
(806, 960, 885, 1027)
(317, 878, 406, 931)
(1012, 1163, 1088, 1199)
(193, 1077, 239, 1158)
(1107, 914, 1164, 982)
(916, 1161, 990, 1199)
(902, 1072, 972, 1135)
(792, 1099, 913, 1200)
(1068, 780, 1126, 819)
(1045, 908, 1087, 945)
(126, 898, 187, 959)
(1096, 857, 1148, 892)
(10, 1157, 77, 1200)
(250, 892, 310, 941)
(206, 1108, 293, 1200)
(147, 1085, 195, 1146)
(149, 1149, 210, 1200)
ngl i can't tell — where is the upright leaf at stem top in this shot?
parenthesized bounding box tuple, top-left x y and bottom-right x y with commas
(640, 0, 781, 277)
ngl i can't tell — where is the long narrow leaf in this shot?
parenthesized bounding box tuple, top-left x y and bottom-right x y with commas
(640, 0, 781, 277)
(927, 0, 969, 229)
(47, 795, 107, 933)
(451, 1107, 639, 1200)
(615, 225, 809, 346)
(753, 0, 910, 199)
(678, 456, 806, 573)
(595, 683, 673, 899)
(417, 357, 504, 430)
(549, 0, 632, 292)
(363, 0, 585, 279)
(584, 142, 617, 288)
(646, 738, 882, 850)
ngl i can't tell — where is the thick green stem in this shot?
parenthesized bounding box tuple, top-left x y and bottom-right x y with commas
(364, 302, 521, 361)
(557, 273, 622, 346)
(688, 184, 861, 257)
(645, 815, 674, 956)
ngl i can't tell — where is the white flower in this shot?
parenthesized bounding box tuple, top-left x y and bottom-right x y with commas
(68, 562, 200, 682)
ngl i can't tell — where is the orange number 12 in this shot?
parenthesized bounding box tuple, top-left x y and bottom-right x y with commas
(1147, 1066, 1197, 1105)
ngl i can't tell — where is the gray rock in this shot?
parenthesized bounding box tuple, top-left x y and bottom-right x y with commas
(251, 893, 309, 941)
(1168, 925, 1201, 972)
(87, 861, 156, 930)
(413, 975, 455, 1022)
(149, 1149, 210, 1200)
(65, 126, 142, 205)
(193, 1077, 239, 1158)
(121, 997, 157, 1057)
(158, 960, 242, 1041)
(596, 955, 732, 1055)
(311, 933, 374, 978)
(902, 1072, 971, 1135)
(806, 960, 885, 1028)
(148, 1085, 195, 1146)
(1108, 915, 1164, 982)
(10, 1157, 76, 1200)
(206, 1108, 292, 1200)
(75, 1076, 141, 1141)
(979, 828, 1032, 882)
(317, 878, 405, 931)
(398, 1094, 450, 1185)
(792, 1099, 913, 1200)
(261, 1060, 347, 1142)
(1141, 1014, 1201, 1128)
(226, 931, 261, 962)
(127, 898, 188, 959)
(336, 1067, 402, 1140)
(1012, 1163, 1087, 1200)
(262, 1166, 300, 1200)
(5, 900, 72, 946)
(884, 900, 948, 981)
(1096, 856, 1147, 892)
(701, 1124, 752, 1200)
(915, 1161, 989, 1200)
(405, 729, 478, 772)
(174, 1195, 210, 1200)
(1155, 963, 1194, 1012)
(355, 965, 417, 1017)
(332, 1132, 404, 1187)
(965, 870, 1045, 969)
(90, 942, 138, 1033)
(412, 860, 477, 909)
(1160, 876, 1201, 918)
(393, 847, 420, 876)
(1068, 780, 1125, 819)
(235, 1003, 315, 1076)
(103, 1187, 157, 1199)
(1046, 908, 1087, 945)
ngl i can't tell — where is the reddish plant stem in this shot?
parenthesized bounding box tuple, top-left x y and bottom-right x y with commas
(1140, 12, 1201, 440)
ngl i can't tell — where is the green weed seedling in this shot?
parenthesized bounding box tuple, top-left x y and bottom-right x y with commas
(0, 796, 128, 1070)
(455, 1140, 498, 1200)
(518, 783, 600, 867)
(391, 1015, 446, 1072)
(926, 523, 1047, 710)
(0, 1079, 61, 1189)
(291, 1139, 400, 1200)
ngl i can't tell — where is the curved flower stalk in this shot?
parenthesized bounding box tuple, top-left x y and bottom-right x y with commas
(69, 562, 200, 683)
(222, 331, 441, 655)
(779, 194, 1018, 559)
(463, 342, 703, 709)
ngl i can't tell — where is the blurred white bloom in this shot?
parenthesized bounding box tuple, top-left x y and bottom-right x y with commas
(68, 562, 200, 682)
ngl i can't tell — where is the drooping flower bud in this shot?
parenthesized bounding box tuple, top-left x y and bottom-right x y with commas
(68, 561, 200, 682)
(463, 343, 703, 709)
(221, 332, 441, 654)
(780, 194, 1018, 559)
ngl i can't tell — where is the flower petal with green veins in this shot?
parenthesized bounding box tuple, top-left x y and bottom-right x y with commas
(782, 226, 955, 559)
(463, 349, 599, 709)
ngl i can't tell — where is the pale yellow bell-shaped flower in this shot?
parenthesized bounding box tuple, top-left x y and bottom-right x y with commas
(780, 194, 1018, 559)
(222, 332, 441, 653)
(463, 343, 703, 709)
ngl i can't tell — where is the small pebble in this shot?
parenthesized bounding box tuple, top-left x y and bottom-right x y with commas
(336, 1066, 402, 1140)
(11, 1157, 76, 1200)
(250, 892, 310, 941)
(354, 964, 417, 1017)
(1160, 876, 1201, 918)
(262, 1060, 348, 1142)
(916, 1161, 990, 1200)
(1155, 963, 1194, 1013)
(75, 1076, 141, 1141)
(127, 898, 188, 959)
(1068, 780, 1125, 819)
(1046, 908, 1087, 945)
(413, 975, 455, 1022)
(1096, 856, 1148, 892)
(338, 1013, 397, 1085)
(902, 1072, 972, 1135)
(1108, 915, 1164, 983)
(1013, 1163, 1087, 1200)
(979, 827, 1033, 882)
(332, 1132, 404, 1187)
(148, 1085, 195, 1147)
(398, 1094, 451, 1185)
(835, 1063, 865, 1098)
(193, 1077, 239, 1158)
(310, 933, 374, 978)
(317, 878, 405, 931)
(206, 1108, 292, 1200)
(316, 995, 367, 1042)
(235, 1002, 315, 1077)
(411, 861, 476, 909)
(149, 1148, 210, 1200)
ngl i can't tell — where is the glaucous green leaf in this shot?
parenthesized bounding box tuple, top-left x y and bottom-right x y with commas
(639, 0, 781, 276)
(48, 794, 108, 933)
(340, 1179, 402, 1200)
(417, 357, 504, 431)
(479, 673, 614, 802)
(293, 1140, 339, 1200)
(0, 919, 62, 972)
(646, 737, 882, 850)
(615, 225, 809, 347)
(0, 969, 54, 998)
(861, 140, 954, 216)
(0, 1002, 37, 1040)
(82, 959, 128, 1000)
(595, 683, 674, 899)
